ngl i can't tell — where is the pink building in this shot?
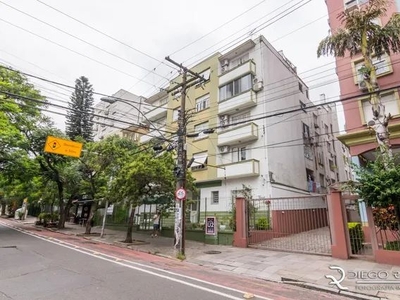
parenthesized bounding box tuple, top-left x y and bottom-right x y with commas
(325, 0, 400, 163)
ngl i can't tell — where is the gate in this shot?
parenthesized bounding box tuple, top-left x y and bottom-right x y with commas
(247, 196, 332, 255)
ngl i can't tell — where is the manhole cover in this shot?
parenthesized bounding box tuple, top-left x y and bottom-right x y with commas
(204, 250, 221, 254)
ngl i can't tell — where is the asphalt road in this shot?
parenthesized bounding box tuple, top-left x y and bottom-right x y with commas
(0, 223, 261, 300)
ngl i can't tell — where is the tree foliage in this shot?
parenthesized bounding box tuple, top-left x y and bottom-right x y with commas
(65, 76, 94, 142)
(355, 155, 400, 220)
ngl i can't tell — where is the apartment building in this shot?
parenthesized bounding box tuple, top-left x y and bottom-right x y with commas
(93, 89, 146, 142)
(138, 35, 349, 221)
(324, 0, 400, 166)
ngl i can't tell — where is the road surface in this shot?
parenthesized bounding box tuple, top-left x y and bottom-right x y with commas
(0, 221, 352, 300)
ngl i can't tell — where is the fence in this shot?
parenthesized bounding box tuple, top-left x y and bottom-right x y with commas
(247, 196, 332, 255)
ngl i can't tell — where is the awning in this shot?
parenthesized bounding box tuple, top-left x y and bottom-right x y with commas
(191, 153, 208, 167)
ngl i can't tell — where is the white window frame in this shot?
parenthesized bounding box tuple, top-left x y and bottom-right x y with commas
(219, 74, 253, 102)
(194, 122, 209, 140)
(195, 94, 210, 112)
(354, 54, 391, 84)
(191, 152, 208, 171)
(232, 146, 247, 163)
(230, 111, 250, 126)
(172, 108, 180, 122)
(361, 91, 399, 124)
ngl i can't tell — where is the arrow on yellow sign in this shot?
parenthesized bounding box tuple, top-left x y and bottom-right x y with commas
(44, 136, 83, 158)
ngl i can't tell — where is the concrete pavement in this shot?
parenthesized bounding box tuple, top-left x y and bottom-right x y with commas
(5, 216, 400, 300)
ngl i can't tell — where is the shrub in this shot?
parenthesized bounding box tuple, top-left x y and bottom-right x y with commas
(256, 217, 269, 230)
(348, 222, 364, 254)
(385, 241, 400, 251)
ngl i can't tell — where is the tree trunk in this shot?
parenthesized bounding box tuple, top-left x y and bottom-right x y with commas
(1, 201, 5, 215)
(85, 201, 97, 234)
(124, 206, 135, 243)
(56, 182, 65, 229)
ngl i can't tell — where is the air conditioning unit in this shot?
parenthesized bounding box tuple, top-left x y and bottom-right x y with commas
(344, 0, 358, 11)
(220, 115, 229, 127)
(221, 59, 229, 73)
(252, 78, 264, 92)
(219, 146, 230, 154)
(358, 80, 379, 93)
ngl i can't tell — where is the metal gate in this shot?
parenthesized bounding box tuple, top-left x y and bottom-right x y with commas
(247, 196, 332, 255)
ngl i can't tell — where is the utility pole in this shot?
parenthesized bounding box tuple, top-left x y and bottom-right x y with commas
(165, 56, 206, 257)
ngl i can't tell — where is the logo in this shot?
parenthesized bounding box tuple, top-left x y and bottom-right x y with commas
(325, 265, 349, 290)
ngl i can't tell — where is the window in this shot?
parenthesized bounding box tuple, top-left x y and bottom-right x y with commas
(195, 94, 210, 112)
(354, 55, 391, 83)
(327, 141, 331, 153)
(306, 89, 309, 99)
(230, 111, 250, 125)
(172, 108, 180, 122)
(303, 123, 310, 139)
(194, 122, 209, 140)
(329, 159, 335, 172)
(299, 82, 303, 93)
(191, 152, 208, 171)
(300, 100, 306, 113)
(219, 74, 253, 102)
(361, 92, 399, 123)
(211, 191, 219, 204)
(232, 147, 247, 162)
(313, 114, 319, 128)
(324, 124, 329, 135)
(230, 53, 249, 68)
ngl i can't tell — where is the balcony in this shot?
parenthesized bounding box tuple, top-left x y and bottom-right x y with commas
(217, 159, 259, 179)
(218, 90, 257, 115)
(220, 60, 256, 86)
(144, 104, 167, 122)
(344, 0, 368, 11)
(139, 130, 164, 144)
(217, 122, 258, 146)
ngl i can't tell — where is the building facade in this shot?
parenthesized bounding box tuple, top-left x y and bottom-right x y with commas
(325, 0, 400, 165)
(93, 89, 146, 141)
(139, 35, 350, 222)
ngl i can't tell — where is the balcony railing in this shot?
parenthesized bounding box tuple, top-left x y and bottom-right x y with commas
(220, 60, 256, 86)
(217, 159, 259, 179)
(144, 104, 167, 122)
(139, 130, 163, 144)
(218, 90, 257, 115)
(217, 122, 258, 146)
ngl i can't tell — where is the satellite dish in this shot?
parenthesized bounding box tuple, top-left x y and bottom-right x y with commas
(367, 120, 375, 127)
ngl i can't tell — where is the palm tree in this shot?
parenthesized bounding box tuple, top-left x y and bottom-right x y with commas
(317, 0, 400, 158)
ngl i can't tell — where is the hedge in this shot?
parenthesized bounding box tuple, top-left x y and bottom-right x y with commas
(348, 222, 364, 254)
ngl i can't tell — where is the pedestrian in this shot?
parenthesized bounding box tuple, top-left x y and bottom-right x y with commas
(151, 211, 160, 237)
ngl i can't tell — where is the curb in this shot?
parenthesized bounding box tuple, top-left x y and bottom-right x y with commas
(281, 278, 382, 300)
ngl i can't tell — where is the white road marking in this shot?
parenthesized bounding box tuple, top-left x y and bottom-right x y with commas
(0, 221, 273, 300)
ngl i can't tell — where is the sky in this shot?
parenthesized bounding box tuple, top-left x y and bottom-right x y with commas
(0, 0, 344, 132)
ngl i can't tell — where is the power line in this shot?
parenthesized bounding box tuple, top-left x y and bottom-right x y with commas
(0, 17, 163, 90)
(0, 90, 176, 137)
(0, 1, 172, 84)
(35, 0, 172, 67)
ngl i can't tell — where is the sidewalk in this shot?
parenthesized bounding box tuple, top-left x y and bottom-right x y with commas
(11, 217, 400, 300)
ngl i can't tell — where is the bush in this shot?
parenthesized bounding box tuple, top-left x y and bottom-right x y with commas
(348, 222, 364, 254)
(256, 217, 269, 230)
(385, 241, 400, 251)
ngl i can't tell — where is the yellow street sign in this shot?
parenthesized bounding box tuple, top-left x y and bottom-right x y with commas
(44, 136, 83, 158)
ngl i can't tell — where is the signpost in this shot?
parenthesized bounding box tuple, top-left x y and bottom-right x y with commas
(175, 188, 186, 201)
(44, 136, 83, 158)
(205, 216, 217, 236)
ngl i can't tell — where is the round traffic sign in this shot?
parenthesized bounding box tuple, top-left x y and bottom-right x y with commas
(175, 188, 186, 200)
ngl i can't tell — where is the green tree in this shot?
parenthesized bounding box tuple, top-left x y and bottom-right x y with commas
(65, 76, 94, 142)
(317, 0, 400, 157)
(355, 155, 400, 220)
(79, 136, 138, 234)
(111, 150, 177, 243)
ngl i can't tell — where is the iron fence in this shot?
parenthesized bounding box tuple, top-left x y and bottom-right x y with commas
(247, 196, 332, 255)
